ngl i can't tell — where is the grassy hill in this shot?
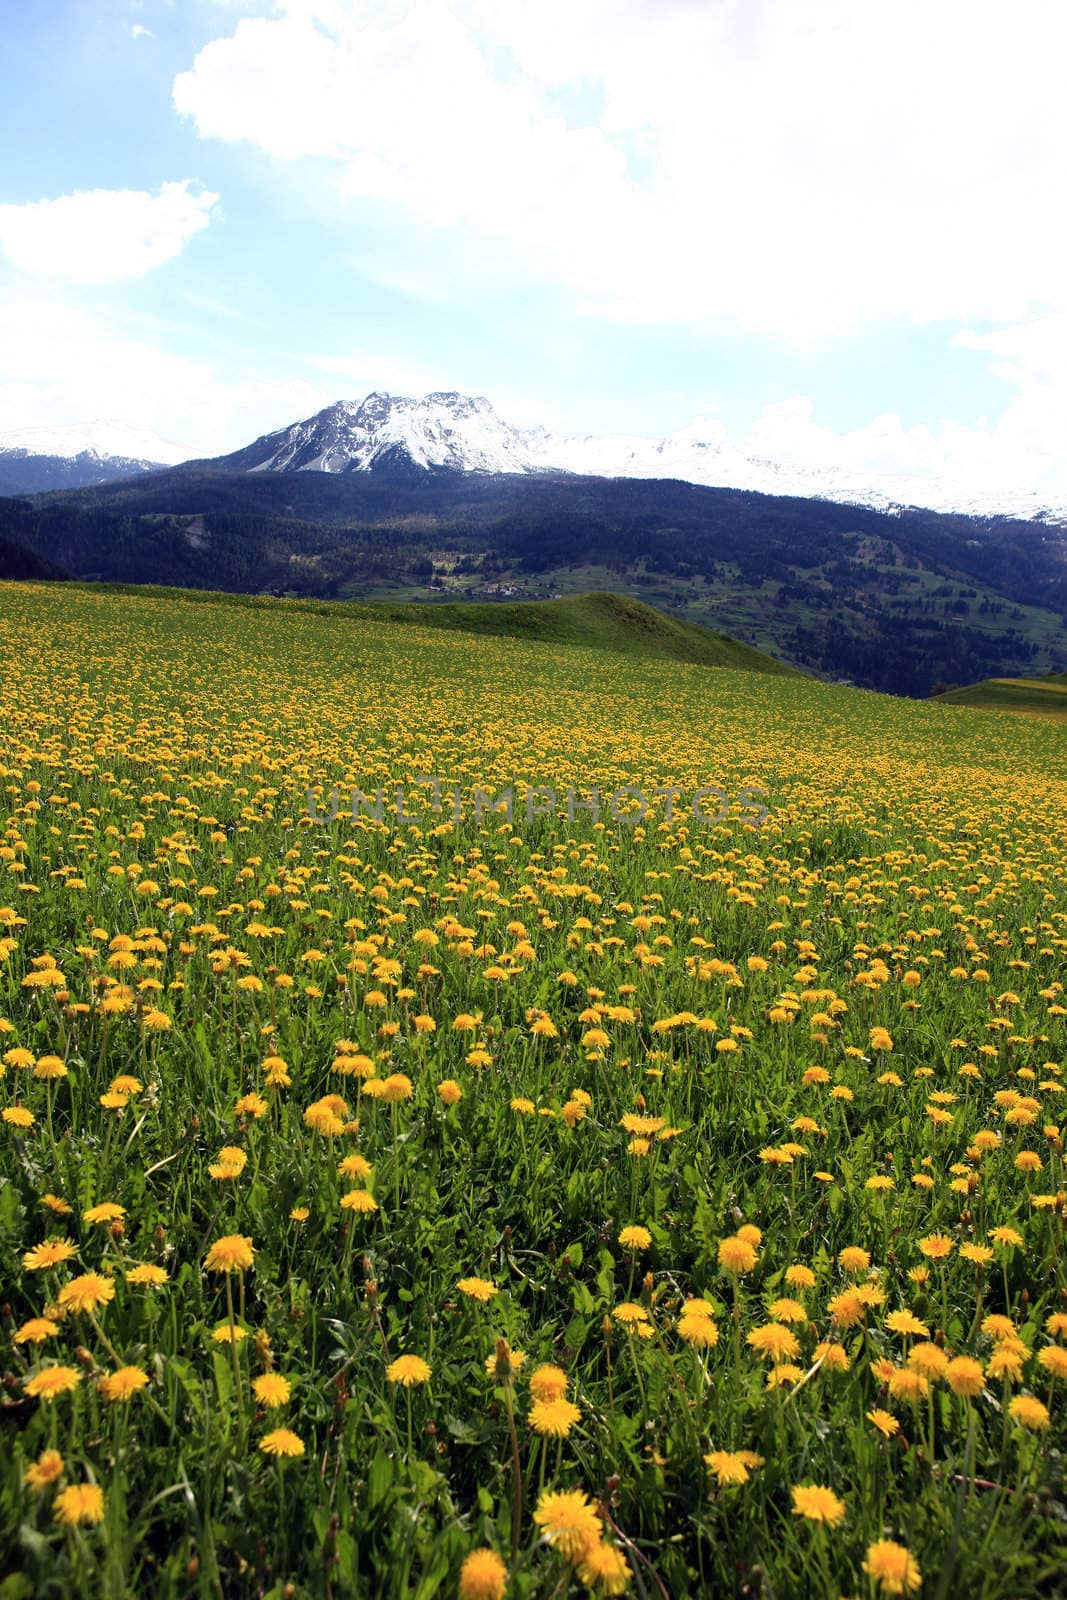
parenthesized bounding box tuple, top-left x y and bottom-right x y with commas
(2, 578, 1067, 1599)
(63, 582, 802, 676)
(935, 672, 1067, 719)
(5, 466, 1066, 695)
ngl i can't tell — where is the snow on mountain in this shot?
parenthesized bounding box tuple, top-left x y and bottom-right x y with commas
(11, 397, 1060, 521)
(220, 390, 1067, 523)
(240, 392, 534, 476)
(0, 419, 188, 467)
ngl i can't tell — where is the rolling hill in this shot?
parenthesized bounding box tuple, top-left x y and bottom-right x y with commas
(59, 584, 801, 678)
(2, 462, 1064, 696)
(934, 672, 1067, 719)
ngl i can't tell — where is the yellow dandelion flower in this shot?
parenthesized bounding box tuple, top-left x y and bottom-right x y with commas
(259, 1427, 305, 1457)
(386, 1354, 431, 1386)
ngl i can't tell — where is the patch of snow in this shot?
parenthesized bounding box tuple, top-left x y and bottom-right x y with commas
(233, 391, 1067, 523)
(0, 419, 189, 467)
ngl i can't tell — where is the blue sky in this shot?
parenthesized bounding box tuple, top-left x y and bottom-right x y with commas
(0, 0, 1064, 502)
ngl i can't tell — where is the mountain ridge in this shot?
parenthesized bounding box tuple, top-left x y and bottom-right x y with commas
(0, 420, 183, 494)
(3, 463, 1065, 696)
(4, 391, 1065, 522)
(187, 390, 1067, 524)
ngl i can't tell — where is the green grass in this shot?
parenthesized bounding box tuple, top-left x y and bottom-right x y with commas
(58, 581, 802, 677)
(1, 580, 1065, 1600)
(934, 673, 1067, 719)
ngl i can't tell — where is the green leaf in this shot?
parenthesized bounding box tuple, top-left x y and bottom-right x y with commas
(367, 1446, 393, 1509)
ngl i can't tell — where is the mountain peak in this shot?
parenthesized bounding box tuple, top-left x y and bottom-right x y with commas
(0, 419, 187, 466)
(201, 390, 1067, 521)
(233, 389, 533, 476)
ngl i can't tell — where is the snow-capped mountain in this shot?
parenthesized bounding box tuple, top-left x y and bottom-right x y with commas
(220, 392, 536, 476)
(0, 420, 188, 465)
(210, 391, 1067, 523)
(0, 420, 188, 495)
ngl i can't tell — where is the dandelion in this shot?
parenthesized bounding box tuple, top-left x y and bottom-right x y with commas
(1037, 1345, 1067, 1379)
(867, 1408, 900, 1438)
(235, 1092, 269, 1118)
(1008, 1395, 1050, 1430)
(886, 1310, 929, 1338)
(863, 1539, 923, 1595)
(747, 1324, 800, 1362)
(678, 1313, 720, 1348)
(14, 1316, 59, 1344)
(459, 1549, 509, 1600)
(259, 1428, 305, 1456)
(98, 1366, 150, 1402)
(533, 1488, 603, 1560)
(54, 1483, 105, 1525)
(618, 1225, 652, 1251)
(386, 1354, 431, 1387)
(530, 1364, 569, 1401)
(24, 1365, 81, 1401)
(485, 1347, 526, 1378)
(612, 1302, 649, 1327)
(253, 1374, 292, 1407)
(212, 1324, 248, 1345)
(24, 1449, 65, 1490)
(576, 1542, 631, 1595)
(790, 1484, 846, 1526)
(529, 1397, 581, 1437)
(918, 1233, 954, 1260)
(58, 1273, 115, 1315)
(785, 1264, 816, 1291)
(828, 1291, 865, 1329)
(33, 1055, 68, 1080)
(889, 1369, 930, 1403)
(946, 1356, 985, 1396)
(457, 1277, 498, 1302)
(208, 1145, 248, 1180)
(126, 1263, 168, 1287)
(705, 1449, 764, 1485)
(908, 1342, 949, 1380)
(987, 1346, 1025, 1383)
(381, 1073, 414, 1103)
(718, 1236, 758, 1273)
(204, 1234, 255, 1273)
(769, 1297, 807, 1324)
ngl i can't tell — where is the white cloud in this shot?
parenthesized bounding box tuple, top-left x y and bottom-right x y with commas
(0, 298, 326, 456)
(130, 23, 153, 38)
(740, 311, 1067, 504)
(171, 0, 1067, 341)
(2, 295, 1064, 506)
(0, 181, 219, 285)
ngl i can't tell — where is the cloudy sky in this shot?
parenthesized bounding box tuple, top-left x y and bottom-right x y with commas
(1, 0, 1065, 499)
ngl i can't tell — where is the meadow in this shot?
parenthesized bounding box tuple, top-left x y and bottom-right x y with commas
(1, 580, 1066, 1600)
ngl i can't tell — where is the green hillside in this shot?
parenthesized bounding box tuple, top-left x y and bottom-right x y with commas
(66, 582, 802, 676)
(7, 466, 1066, 694)
(935, 672, 1067, 719)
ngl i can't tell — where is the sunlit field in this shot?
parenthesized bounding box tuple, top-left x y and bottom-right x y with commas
(2, 581, 1066, 1600)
